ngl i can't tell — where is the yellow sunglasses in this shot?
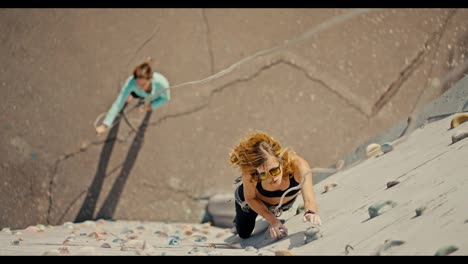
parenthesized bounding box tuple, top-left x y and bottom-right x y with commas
(252, 163, 282, 181)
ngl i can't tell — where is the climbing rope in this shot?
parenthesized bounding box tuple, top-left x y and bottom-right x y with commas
(260, 168, 314, 239)
(168, 9, 372, 90)
(94, 9, 374, 131)
(272, 168, 312, 217)
(93, 101, 143, 131)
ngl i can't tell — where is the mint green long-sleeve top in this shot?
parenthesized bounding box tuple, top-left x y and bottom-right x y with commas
(102, 72, 170, 127)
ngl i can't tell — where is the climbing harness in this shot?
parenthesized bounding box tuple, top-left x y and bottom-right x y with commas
(233, 168, 312, 217)
(271, 168, 311, 217)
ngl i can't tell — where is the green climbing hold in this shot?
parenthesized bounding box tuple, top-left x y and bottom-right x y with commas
(434, 245, 458, 256)
(368, 200, 397, 219)
(381, 142, 394, 153)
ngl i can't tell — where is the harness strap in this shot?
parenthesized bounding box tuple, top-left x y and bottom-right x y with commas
(234, 185, 297, 216)
(234, 185, 250, 212)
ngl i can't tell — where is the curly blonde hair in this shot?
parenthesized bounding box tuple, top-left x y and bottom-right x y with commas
(229, 131, 295, 182)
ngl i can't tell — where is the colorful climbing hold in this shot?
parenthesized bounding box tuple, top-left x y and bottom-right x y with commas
(323, 182, 338, 193)
(386, 181, 400, 189)
(452, 129, 468, 144)
(374, 239, 405, 255)
(366, 143, 383, 158)
(304, 226, 321, 244)
(434, 245, 458, 256)
(368, 200, 397, 219)
(381, 142, 394, 153)
(168, 236, 181, 246)
(450, 113, 468, 129)
(415, 206, 427, 217)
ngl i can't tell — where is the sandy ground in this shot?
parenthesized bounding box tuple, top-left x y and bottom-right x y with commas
(1, 8, 468, 231)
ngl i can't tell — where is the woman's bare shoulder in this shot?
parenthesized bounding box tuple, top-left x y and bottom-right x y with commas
(291, 154, 312, 182)
(241, 172, 258, 199)
(241, 171, 256, 186)
(291, 153, 309, 168)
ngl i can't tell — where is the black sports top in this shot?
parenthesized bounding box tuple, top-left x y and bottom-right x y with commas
(256, 174, 300, 198)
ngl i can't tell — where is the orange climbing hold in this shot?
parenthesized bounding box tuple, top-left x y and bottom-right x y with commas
(450, 113, 468, 129)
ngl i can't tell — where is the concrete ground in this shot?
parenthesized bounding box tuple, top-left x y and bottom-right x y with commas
(1, 8, 468, 231)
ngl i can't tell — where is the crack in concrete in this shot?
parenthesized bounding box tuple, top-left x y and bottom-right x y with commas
(46, 159, 61, 224)
(29, 172, 34, 202)
(202, 9, 215, 75)
(149, 104, 207, 127)
(57, 190, 87, 225)
(371, 10, 457, 116)
(126, 25, 159, 67)
(45, 105, 155, 224)
(44, 140, 122, 224)
(401, 9, 457, 136)
(169, 9, 374, 90)
(55, 162, 125, 225)
(441, 208, 455, 217)
(355, 213, 410, 248)
(372, 48, 426, 116)
(422, 9, 457, 90)
(150, 57, 367, 127)
(79, 55, 365, 149)
(149, 60, 282, 126)
(282, 60, 369, 117)
(165, 185, 210, 201)
(396, 149, 451, 180)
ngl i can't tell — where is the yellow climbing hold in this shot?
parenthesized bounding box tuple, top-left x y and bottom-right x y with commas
(450, 113, 468, 129)
(366, 143, 383, 158)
